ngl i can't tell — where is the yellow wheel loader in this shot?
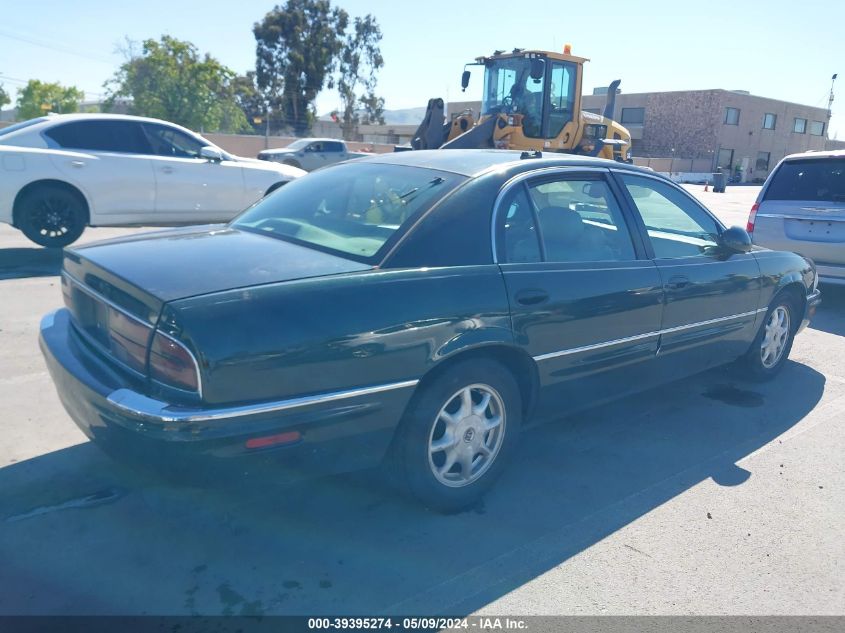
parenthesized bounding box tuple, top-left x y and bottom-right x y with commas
(407, 47, 632, 162)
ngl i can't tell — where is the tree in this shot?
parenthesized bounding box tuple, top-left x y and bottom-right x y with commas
(16, 80, 84, 119)
(232, 72, 273, 135)
(0, 84, 10, 109)
(360, 92, 385, 126)
(105, 35, 250, 133)
(254, 0, 348, 136)
(336, 14, 384, 139)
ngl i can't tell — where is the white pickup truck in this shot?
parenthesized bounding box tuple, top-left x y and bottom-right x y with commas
(257, 138, 371, 172)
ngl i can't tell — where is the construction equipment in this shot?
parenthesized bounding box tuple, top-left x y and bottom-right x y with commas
(406, 46, 632, 162)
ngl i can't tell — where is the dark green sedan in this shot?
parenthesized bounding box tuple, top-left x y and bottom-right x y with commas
(40, 150, 821, 511)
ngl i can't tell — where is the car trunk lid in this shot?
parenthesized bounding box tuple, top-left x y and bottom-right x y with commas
(61, 225, 371, 375)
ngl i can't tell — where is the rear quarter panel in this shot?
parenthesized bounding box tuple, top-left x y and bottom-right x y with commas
(0, 146, 94, 224)
(165, 265, 513, 406)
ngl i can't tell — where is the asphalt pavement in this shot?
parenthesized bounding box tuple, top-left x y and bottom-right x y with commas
(0, 185, 842, 616)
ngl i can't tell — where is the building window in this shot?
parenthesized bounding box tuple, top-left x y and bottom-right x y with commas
(755, 152, 771, 171)
(762, 113, 777, 130)
(621, 107, 644, 124)
(717, 148, 734, 169)
(810, 121, 825, 136)
(793, 118, 807, 133)
(724, 107, 740, 125)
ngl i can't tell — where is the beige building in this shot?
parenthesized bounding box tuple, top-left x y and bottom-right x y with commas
(448, 91, 835, 181)
(582, 89, 831, 181)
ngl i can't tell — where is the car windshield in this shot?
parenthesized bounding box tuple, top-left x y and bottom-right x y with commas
(233, 162, 464, 262)
(0, 117, 47, 137)
(284, 139, 312, 150)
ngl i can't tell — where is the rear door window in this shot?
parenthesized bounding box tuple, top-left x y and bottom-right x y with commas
(764, 158, 845, 203)
(45, 120, 150, 154)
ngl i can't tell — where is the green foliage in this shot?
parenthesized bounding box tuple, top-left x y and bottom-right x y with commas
(360, 92, 385, 126)
(105, 35, 251, 133)
(0, 84, 10, 109)
(16, 80, 84, 120)
(232, 72, 272, 135)
(254, 0, 348, 136)
(337, 15, 384, 139)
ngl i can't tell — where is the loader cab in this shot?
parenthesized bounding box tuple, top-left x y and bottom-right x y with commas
(480, 52, 579, 140)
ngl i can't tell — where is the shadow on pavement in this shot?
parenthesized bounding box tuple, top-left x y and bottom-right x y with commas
(810, 284, 845, 337)
(0, 361, 826, 615)
(0, 248, 62, 280)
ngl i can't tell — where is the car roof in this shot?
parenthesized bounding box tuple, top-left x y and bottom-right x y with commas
(6, 113, 205, 136)
(781, 148, 845, 162)
(360, 149, 654, 178)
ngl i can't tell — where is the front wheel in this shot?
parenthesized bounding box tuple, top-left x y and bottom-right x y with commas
(390, 360, 521, 512)
(739, 294, 797, 381)
(17, 185, 87, 248)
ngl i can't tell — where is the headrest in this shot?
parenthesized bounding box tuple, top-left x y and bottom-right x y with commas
(537, 206, 583, 245)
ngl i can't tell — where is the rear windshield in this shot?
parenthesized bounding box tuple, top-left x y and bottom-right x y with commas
(233, 162, 464, 263)
(765, 158, 845, 203)
(0, 117, 47, 138)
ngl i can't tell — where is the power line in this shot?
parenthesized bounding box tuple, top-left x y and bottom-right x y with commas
(0, 29, 113, 64)
(0, 74, 107, 101)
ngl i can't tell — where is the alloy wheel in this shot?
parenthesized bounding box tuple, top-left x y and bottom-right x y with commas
(760, 306, 790, 369)
(427, 384, 506, 488)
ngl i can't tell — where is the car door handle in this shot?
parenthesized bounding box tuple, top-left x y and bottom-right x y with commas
(160, 166, 174, 174)
(515, 289, 549, 306)
(69, 160, 85, 168)
(665, 275, 690, 290)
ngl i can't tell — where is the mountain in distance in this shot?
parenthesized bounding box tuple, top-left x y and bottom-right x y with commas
(318, 106, 427, 125)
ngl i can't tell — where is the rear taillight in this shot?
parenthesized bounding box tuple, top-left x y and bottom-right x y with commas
(149, 331, 200, 393)
(108, 310, 151, 374)
(746, 203, 759, 234)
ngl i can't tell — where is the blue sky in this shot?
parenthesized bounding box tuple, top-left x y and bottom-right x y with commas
(1, 0, 842, 137)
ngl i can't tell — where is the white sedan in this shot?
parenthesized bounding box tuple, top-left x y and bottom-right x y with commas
(0, 114, 305, 247)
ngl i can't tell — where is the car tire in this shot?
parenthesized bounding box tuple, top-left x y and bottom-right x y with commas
(739, 293, 798, 381)
(390, 359, 521, 513)
(17, 185, 87, 248)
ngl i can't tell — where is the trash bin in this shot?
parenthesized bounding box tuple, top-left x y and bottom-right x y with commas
(712, 172, 726, 193)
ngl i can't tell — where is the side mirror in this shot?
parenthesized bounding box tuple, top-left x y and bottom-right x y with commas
(200, 146, 223, 162)
(461, 70, 471, 91)
(719, 226, 752, 253)
(530, 58, 545, 81)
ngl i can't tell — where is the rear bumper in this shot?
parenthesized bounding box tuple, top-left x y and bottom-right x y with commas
(815, 263, 845, 286)
(39, 309, 415, 483)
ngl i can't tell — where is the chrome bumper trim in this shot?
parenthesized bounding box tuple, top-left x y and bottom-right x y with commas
(107, 379, 420, 424)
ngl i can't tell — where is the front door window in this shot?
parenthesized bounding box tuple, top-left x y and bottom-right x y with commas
(619, 174, 721, 259)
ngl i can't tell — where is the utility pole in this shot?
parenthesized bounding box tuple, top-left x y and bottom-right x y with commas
(829, 73, 838, 119)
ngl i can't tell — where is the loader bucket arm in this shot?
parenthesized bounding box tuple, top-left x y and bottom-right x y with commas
(440, 115, 498, 149)
(410, 98, 451, 150)
(603, 79, 621, 120)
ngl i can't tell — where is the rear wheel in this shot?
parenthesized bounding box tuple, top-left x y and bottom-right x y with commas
(740, 294, 797, 381)
(390, 360, 521, 512)
(17, 185, 87, 248)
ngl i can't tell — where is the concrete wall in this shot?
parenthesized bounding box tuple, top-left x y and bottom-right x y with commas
(203, 133, 396, 158)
